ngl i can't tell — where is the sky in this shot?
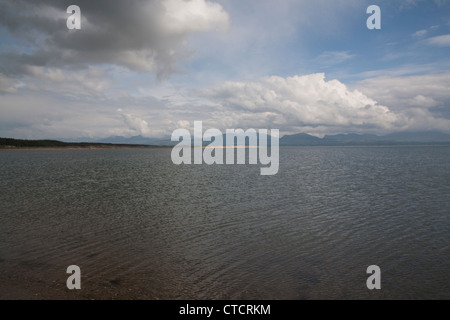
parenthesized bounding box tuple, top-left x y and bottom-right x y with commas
(0, 0, 449, 139)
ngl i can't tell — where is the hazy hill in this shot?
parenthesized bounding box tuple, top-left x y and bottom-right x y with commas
(5, 131, 449, 148)
(280, 131, 450, 146)
(94, 132, 276, 146)
(279, 133, 322, 146)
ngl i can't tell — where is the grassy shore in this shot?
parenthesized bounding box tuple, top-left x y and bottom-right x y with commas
(0, 137, 171, 150)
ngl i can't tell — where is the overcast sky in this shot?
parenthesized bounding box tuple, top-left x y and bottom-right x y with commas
(0, 0, 449, 139)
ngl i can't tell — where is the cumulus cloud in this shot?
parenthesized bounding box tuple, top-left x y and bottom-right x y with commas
(355, 72, 450, 132)
(2, 71, 449, 139)
(0, 0, 229, 78)
(118, 109, 152, 137)
(198, 73, 401, 134)
(1, 1, 449, 139)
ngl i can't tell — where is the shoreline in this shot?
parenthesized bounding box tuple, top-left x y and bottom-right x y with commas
(2, 144, 450, 151)
(0, 146, 172, 151)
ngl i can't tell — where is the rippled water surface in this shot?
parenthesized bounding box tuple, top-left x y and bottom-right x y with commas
(0, 147, 449, 299)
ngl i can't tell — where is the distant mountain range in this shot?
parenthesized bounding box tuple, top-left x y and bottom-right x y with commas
(280, 131, 450, 146)
(63, 131, 450, 147)
(62, 133, 275, 146)
(3, 131, 450, 148)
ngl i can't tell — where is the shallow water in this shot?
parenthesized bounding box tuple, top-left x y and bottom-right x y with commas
(0, 146, 449, 299)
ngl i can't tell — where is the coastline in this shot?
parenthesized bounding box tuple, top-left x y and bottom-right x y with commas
(0, 146, 172, 151)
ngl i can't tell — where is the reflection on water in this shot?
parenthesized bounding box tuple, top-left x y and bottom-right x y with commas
(0, 146, 449, 299)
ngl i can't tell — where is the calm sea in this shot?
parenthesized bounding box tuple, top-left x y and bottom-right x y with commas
(0, 146, 449, 299)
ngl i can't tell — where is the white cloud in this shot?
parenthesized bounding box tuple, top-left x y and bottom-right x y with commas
(199, 73, 401, 134)
(426, 34, 450, 47)
(400, 0, 450, 8)
(118, 110, 152, 137)
(355, 72, 450, 108)
(316, 51, 356, 66)
(160, 0, 229, 35)
(2, 71, 450, 140)
(410, 95, 438, 108)
(412, 29, 428, 37)
(355, 72, 450, 132)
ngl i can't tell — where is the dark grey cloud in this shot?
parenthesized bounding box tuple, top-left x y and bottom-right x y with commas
(0, 0, 229, 78)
